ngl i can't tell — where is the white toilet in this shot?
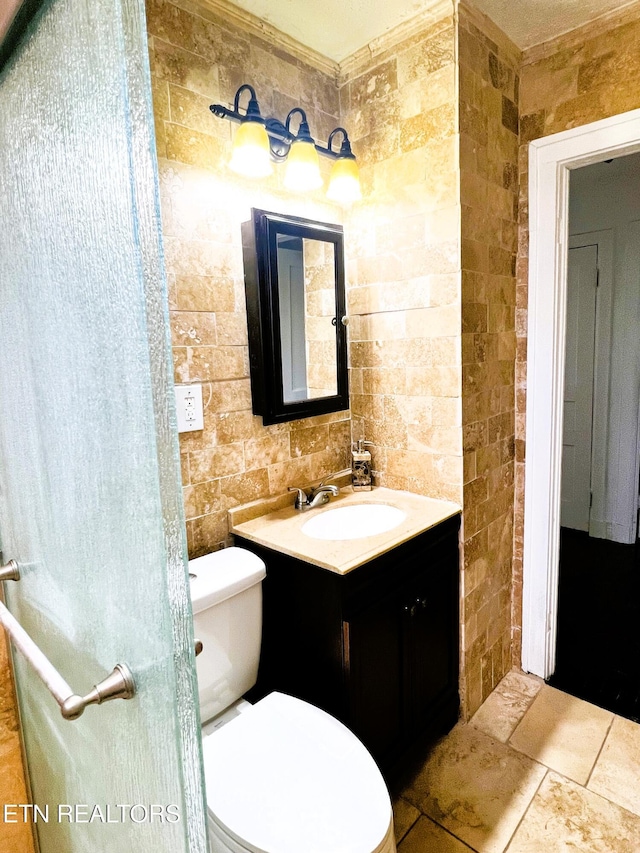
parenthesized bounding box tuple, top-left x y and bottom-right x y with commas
(189, 546, 397, 853)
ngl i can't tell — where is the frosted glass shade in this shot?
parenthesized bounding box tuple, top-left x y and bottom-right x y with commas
(229, 120, 273, 178)
(283, 139, 323, 191)
(327, 157, 362, 204)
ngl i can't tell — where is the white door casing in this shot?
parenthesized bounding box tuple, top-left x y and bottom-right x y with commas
(523, 108, 640, 679)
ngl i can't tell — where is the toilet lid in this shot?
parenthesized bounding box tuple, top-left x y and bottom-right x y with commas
(202, 692, 392, 853)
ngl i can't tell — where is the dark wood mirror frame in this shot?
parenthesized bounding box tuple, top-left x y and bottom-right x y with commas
(242, 208, 349, 425)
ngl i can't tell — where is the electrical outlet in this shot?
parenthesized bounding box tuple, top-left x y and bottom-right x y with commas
(175, 384, 204, 433)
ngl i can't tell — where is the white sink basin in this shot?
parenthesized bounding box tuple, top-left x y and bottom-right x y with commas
(301, 503, 406, 541)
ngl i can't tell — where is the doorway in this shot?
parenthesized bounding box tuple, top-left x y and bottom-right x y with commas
(548, 155, 640, 717)
(522, 107, 640, 682)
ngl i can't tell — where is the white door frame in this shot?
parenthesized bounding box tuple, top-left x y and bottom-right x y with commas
(522, 108, 640, 679)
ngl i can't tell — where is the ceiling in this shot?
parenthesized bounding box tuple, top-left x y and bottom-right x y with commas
(473, 0, 637, 51)
(230, 0, 638, 61)
(229, 0, 435, 63)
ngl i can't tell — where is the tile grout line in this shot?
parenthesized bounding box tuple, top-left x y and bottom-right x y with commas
(584, 712, 615, 789)
(543, 763, 640, 826)
(394, 798, 420, 845)
(420, 814, 483, 853)
(501, 768, 548, 853)
(506, 682, 545, 752)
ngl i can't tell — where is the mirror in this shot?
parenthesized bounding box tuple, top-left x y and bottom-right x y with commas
(277, 234, 337, 402)
(242, 209, 349, 425)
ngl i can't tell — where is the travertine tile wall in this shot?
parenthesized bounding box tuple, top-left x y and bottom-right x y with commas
(146, 0, 351, 557)
(513, 4, 640, 664)
(145, 0, 517, 717)
(458, 3, 520, 714)
(0, 630, 34, 853)
(340, 10, 463, 505)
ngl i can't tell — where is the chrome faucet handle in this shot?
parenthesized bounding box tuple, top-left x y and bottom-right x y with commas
(288, 487, 309, 510)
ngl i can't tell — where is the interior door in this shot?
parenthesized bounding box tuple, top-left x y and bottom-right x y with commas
(0, 1, 207, 851)
(277, 243, 307, 402)
(561, 244, 598, 530)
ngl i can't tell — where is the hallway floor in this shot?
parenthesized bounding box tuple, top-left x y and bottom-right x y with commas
(549, 528, 640, 722)
(393, 671, 640, 851)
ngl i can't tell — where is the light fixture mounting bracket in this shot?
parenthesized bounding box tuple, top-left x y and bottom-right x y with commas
(210, 86, 355, 165)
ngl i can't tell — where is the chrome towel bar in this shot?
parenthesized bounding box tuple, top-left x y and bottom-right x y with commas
(0, 561, 135, 720)
(0, 559, 20, 582)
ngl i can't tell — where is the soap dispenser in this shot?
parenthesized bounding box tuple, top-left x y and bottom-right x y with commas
(352, 439, 374, 491)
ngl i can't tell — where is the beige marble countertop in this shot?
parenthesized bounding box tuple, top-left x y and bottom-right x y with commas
(228, 486, 460, 574)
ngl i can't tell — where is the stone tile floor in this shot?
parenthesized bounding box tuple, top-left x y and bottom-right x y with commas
(393, 670, 640, 852)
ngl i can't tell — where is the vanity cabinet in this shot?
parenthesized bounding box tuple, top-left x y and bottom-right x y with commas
(236, 513, 460, 775)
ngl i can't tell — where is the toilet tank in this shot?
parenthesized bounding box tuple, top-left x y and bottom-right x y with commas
(189, 547, 266, 725)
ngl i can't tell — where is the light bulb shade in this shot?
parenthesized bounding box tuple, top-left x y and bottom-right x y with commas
(283, 139, 323, 191)
(326, 156, 362, 204)
(229, 120, 273, 178)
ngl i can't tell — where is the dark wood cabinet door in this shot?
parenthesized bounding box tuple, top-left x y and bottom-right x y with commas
(346, 588, 404, 759)
(402, 555, 458, 733)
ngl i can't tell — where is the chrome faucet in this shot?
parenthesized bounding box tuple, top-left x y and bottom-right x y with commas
(288, 469, 350, 512)
(288, 484, 339, 512)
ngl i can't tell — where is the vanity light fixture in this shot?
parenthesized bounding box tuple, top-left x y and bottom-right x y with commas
(224, 84, 273, 178)
(210, 84, 361, 204)
(282, 108, 323, 192)
(325, 128, 362, 204)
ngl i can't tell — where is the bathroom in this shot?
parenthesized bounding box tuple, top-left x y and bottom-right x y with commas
(2, 0, 640, 851)
(149, 0, 512, 715)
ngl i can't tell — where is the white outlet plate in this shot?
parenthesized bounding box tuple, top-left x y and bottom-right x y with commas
(174, 384, 204, 433)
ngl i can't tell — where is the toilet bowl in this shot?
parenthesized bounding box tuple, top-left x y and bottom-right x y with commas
(189, 547, 396, 853)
